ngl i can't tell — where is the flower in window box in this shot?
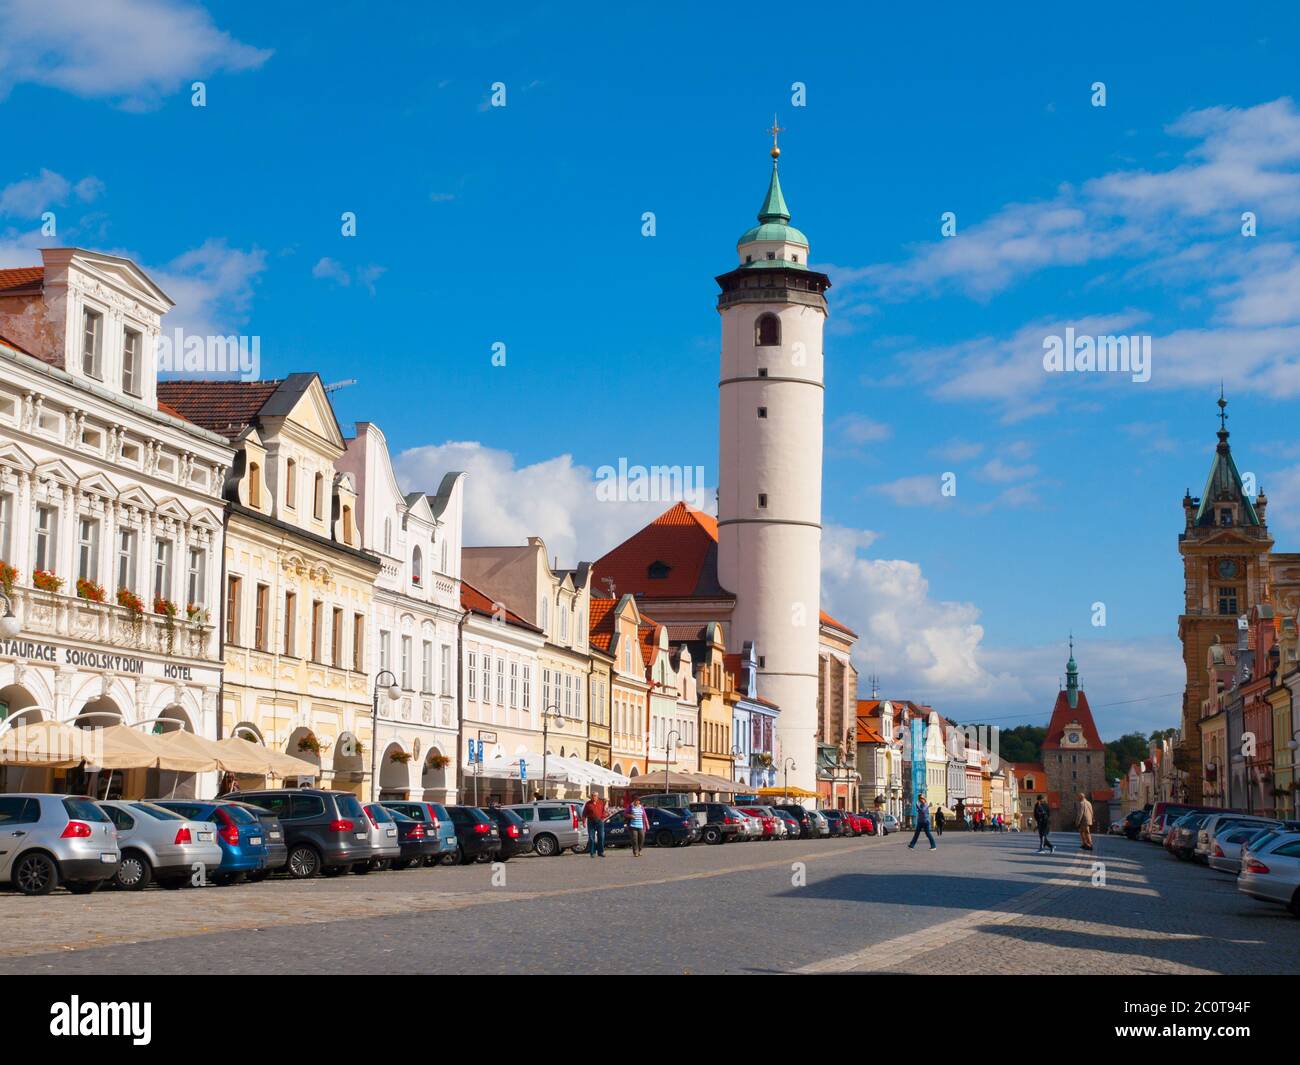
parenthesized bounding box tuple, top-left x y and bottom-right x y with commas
(389, 750, 412, 764)
(186, 603, 210, 624)
(412, 574, 421, 585)
(116, 588, 145, 617)
(75, 578, 106, 603)
(0, 561, 17, 598)
(428, 753, 450, 770)
(153, 596, 178, 619)
(32, 570, 63, 593)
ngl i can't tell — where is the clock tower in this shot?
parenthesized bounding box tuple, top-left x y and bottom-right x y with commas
(1177, 392, 1272, 802)
(1040, 642, 1107, 830)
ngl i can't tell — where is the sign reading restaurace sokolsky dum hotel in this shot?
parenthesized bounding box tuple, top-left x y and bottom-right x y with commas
(0, 638, 203, 681)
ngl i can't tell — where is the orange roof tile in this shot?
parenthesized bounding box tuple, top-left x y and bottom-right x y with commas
(592, 502, 730, 600)
(856, 717, 887, 744)
(1041, 688, 1104, 750)
(460, 580, 540, 632)
(588, 595, 618, 653)
(0, 266, 43, 294)
(156, 379, 283, 440)
(820, 609, 858, 638)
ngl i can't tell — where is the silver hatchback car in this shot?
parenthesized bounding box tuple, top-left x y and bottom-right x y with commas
(503, 801, 588, 857)
(97, 800, 223, 890)
(0, 794, 120, 896)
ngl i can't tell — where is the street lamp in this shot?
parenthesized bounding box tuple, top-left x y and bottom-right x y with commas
(664, 729, 680, 796)
(782, 756, 796, 800)
(540, 704, 563, 800)
(0, 590, 20, 640)
(370, 670, 401, 803)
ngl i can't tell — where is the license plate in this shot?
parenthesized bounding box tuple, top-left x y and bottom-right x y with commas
(354, 832, 366, 840)
(270, 831, 281, 839)
(198, 831, 213, 841)
(100, 852, 116, 863)
(386, 827, 397, 837)
(491, 830, 499, 836)
(249, 836, 262, 846)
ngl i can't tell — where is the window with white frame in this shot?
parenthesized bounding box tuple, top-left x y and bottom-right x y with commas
(115, 528, 136, 592)
(76, 517, 99, 583)
(82, 308, 103, 378)
(401, 636, 412, 690)
(122, 327, 142, 397)
(152, 538, 173, 602)
(539, 596, 548, 630)
(575, 675, 582, 718)
(522, 663, 531, 711)
(563, 673, 572, 716)
(543, 668, 552, 714)
(559, 605, 568, 641)
(33, 504, 57, 573)
(480, 654, 490, 703)
(509, 661, 518, 707)
(467, 651, 477, 701)
(379, 630, 391, 674)
(186, 546, 205, 606)
(284, 459, 297, 510)
(421, 639, 433, 693)
(0, 492, 10, 559)
(496, 658, 504, 704)
(440, 644, 451, 696)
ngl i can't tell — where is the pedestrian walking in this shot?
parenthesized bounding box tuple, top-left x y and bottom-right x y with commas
(934, 808, 945, 836)
(582, 793, 608, 857)
(1033, 795, 1054, 853)
(1076, 791, 1094, 851)
(627, 797, 648, 856)
(908, 793, 937, 850)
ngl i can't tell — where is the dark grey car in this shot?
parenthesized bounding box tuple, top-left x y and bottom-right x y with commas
(223, 789, 376, 877)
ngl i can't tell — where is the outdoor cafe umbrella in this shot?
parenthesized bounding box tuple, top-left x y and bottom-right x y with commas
(213, 736, 318, 779)
(756, 785, 819, 799)
(0, 719, 85, 768)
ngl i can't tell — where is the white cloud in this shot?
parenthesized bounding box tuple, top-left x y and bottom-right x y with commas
(832, 413, 891, 444)
(0, 170, 104, 217)
(871, 474, 954, 508)
(0, 0, 271, 108)
(151, 239, 267, 339)
(312, 257, 386, 294)
(392, 441, 714, 569)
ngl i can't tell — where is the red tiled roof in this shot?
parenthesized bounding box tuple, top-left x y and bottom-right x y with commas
(0, 266, 43, 294)
(156, 398, 195, 425)
(156, 379, 283, 440)
(588, 595, 617, 653)
(592, 502, 729, 600)
(637, 617, 662, 670)
(856, 716, 886, 744)
(460, 580, 539, 631)
(1041, 688, 1104, 750)
(820, 609, 858, 638)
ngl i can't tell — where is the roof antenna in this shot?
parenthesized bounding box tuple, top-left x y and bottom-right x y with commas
(324, 379, 356, 394)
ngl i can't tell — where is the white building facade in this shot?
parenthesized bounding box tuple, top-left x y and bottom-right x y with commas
(0, 249, 232, 797)
(337, 423, 465, 802)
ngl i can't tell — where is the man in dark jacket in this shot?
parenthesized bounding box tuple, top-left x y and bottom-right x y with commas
(1033, 796, 1054, 853)
(908, 793, 937, 850)
(934, 807, 946, 836)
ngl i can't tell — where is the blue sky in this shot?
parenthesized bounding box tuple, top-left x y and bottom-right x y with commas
(5, 1, 1300, 739)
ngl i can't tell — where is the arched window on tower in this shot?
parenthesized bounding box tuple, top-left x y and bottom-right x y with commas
(412, 545, 422, 586)
(755, 313, 780, 347)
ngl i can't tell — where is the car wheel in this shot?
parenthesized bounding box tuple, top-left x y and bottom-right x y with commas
(1289, 888, 1300, 919)
(436, 852, 458, 867)
(533, 834, 559, 858)
(65, 880, 103, 895)
(115, 851, 153, 891)
(287, 845, 322, 879)
(352, 862, 372, 875)
(13, 853, 57, 896)
(703, 827, 722, 845)
(457, 846, 475, 866)
(656, 829, 675, 848)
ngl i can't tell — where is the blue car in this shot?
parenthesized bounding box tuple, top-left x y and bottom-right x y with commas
(155, 799, 269, 885)
(605, 807, 695, 848)
(380, 801, 459, 864)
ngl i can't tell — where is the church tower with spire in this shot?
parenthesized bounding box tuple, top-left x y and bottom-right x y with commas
(1041, 639, 1107, 829)
(1177, 391, 1273, 803)
(715, 122, 830, 795)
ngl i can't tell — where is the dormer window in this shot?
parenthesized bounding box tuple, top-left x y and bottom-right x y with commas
(341, 505, 354, 545)
(755, 313, 780, 347)
(82, 308, 103, 379)
(122, 328, 142, 397)
(313, 473, 324, 520)
(647, 561, 671, 580)
(285, 459, 297, 509)
(1219, 508, 1232, 526)
(248, 462, 262, 508)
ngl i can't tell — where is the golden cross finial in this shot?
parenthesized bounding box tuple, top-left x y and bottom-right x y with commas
(768, 114, 784, 159)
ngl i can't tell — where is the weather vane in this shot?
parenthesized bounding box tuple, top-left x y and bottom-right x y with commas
(768, 114, 784, 160)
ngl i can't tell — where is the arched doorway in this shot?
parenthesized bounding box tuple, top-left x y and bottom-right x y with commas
(332, 731, 364, 795)
(229, 722, 272, 791)
(146, 703, 200, 799)
(421, 747, 449, 801)
(379, 742, 410, 800)
(285, 726, 321, 788)
(69, 696, 124, 798)
(0, 686, 47, 792)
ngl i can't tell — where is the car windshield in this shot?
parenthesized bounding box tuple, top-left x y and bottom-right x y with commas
(62, 797, 110, 822)
(495, 809, 525, 828)
(128, 802, 186, 821)
(221, 803, 258, 825)
(336, 795, 366, 819)
(366, 804, 394, 822)
(387, 809, 415, 822)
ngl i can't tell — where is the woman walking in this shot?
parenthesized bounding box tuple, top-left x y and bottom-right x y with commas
(627, 797, 648, 857)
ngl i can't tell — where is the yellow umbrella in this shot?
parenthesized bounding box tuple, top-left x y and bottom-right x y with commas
(87, 725, 164, 771)
(756, 785, 819, 799)
(0, 720, 85, 768)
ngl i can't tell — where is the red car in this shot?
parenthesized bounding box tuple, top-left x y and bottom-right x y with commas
(842, 811, 871, 836)
(740, 807, 781, 839)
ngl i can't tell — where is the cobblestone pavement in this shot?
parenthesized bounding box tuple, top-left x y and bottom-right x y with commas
(1, 829, 1295, 974)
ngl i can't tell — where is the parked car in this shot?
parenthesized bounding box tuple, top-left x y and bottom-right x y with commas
(659, 808, 704, 843)
(484, 806, 533, 860)
(367, 805, 438, 869)
(1194, 814, 1281, 864)
(820, 809, 854, 837)
(0, 794, 120, 896)
(875, 812, 901, 835)
(1122, 809, 1149, 840)
(1147, 802, 1216, 845)
(1209, 825, 1279, 875)
(1237, 830, 1300, 917)
(739, 806, 782, 840)
(381, 800, 458, 864)
(219, 789, 374, 878)
(809, 809, 831, 837)
(842, 811, 871, 835)
(1165, 812, 1212, 860)
(445, 805, 502, 864)
(734, 808, 764, 841)
(503, 801, 587, 857)
(358, 802, 404, 871)
(688, 802, 744, 845)
(772, 803, 817, 839)
(154, 799, 268, 885)
(856, 812, 881, 835)
(98, 800, 222, 890)
(218, 800, 288, 880)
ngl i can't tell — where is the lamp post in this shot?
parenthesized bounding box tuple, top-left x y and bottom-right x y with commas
(664, 729, 680, 796)
(0, 590, 20, 640)
(540, 704, 563, 800)
(782, 756, 796, 801)
(370, 670, 401, 803)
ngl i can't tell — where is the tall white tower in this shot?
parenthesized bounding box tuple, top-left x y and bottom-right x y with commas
(716, 127, 829, 797)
